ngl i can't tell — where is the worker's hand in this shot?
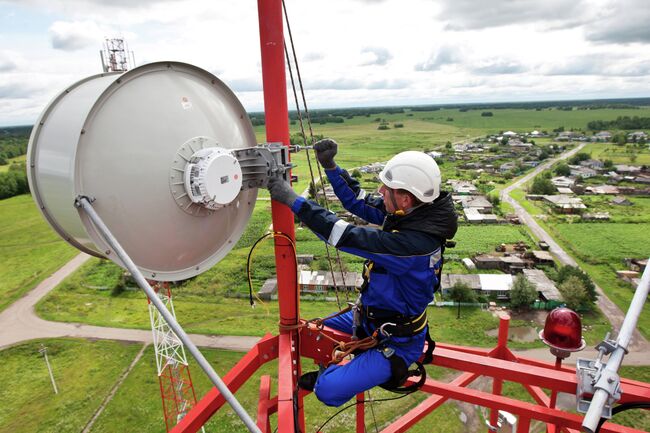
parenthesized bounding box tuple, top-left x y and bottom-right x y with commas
(314, 138, 338, 169)
(267, 176, 299, 208)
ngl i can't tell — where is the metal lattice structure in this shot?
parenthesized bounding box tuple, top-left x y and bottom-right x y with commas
(148, 283, 201, 432)
(100, 38, 133, 73)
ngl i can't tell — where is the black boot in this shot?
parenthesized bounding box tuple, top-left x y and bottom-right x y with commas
(298, 371, 319, 391)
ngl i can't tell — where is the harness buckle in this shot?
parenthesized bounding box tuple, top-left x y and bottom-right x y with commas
(379, 322, 396, 338)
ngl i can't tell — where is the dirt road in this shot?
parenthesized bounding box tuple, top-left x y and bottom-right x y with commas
(500, 143, 648, 350)
(0, 253, 260, 351)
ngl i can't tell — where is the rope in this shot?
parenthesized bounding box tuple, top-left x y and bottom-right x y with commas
(278, 310, 379, 367)
(281, 0, 350, 308)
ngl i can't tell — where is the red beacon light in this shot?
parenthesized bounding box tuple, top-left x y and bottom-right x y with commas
(539, 307, 586, 359)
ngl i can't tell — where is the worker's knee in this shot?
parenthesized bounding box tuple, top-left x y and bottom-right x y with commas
(314, 376, 348, 407)
(313, 350, 393, 407)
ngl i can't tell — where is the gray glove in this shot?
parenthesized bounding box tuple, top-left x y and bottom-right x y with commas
(268, 176, 299, 207)
(314, 138, 338, 169)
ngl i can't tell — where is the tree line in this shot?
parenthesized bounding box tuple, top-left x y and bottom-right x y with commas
(0, 162, 29, 199)
(587, 116, 650, 131)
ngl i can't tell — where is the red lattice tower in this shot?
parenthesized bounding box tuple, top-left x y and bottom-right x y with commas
(148, 282, 201, 432)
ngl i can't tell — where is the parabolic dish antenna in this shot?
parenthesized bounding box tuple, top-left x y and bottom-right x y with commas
(27, 61, 258, 281)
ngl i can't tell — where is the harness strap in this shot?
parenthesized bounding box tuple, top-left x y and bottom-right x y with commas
(422, 327, 436, 364)
(364, 306, 428, 337)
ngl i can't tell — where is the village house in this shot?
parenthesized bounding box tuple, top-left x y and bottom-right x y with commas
(359, 162, 385, 173)
(522, 269, 562, 306)
(581, 212, 610, 221)
(569, 165, 597, 178)
(472, 254, 532, 273)
(591, 131, 612, 142)
(556, 131, 583, 142)
(442, 270, 560, 303)
(298, 270, 363, 293)
(604, 171, 623, 182)
(580, 159, 605, 171)
(611, 196, 632, 206)
(499, 162, 517, 173)
(448, 180, 479, 195)
(585, 185, 620, 195)
(556, 186, 574, 195)
(615, 164, 641, 175)
(524, 250, 555, 267)
(464, 208, 499, 224)
(508, 140, 533, 152)
(551, 176, 576, 188)
(627, 131, 648, 142)
(543, 195, 587, 213)
(634, 174, 650, 184)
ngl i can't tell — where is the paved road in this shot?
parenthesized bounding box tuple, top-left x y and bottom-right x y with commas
(500, 143, 649, 350)
(0, 253, 260, 351)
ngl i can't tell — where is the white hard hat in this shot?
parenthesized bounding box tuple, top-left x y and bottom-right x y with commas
(379, 151, 441, 202)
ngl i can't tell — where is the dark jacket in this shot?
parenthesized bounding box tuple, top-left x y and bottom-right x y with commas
(290, 165, 458, 316)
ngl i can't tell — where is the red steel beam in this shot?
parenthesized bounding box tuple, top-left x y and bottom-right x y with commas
(356, 393, 365, 433)
(257, 1, 303, 431)
(171, 335, 278, 433)
(431, 347, 650, 402)
(257, 375, 272, 433)
(380, 372, 478, 433)
(422, 378, 646, 433)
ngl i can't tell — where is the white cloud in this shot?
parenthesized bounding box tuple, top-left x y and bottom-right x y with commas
(359, 47, 392, 66)
(415, 45, 463, 71)
(437, 0, 590, 30)
(585, 0, 650, 43)
(1, 0, 650, 126)
(49, 20, 104, 51)
(0, 52, 18, 72)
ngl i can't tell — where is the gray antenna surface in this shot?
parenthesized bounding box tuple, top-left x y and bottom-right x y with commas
(27, 61, 258, 281)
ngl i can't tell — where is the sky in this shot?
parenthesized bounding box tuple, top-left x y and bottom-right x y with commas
(1, 0, 650, 126)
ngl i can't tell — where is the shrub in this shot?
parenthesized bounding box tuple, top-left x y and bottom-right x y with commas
(510, 275, 538, 310)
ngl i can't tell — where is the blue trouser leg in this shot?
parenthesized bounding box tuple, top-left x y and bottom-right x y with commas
(315, 311, 391, 407)
(314, 347, 392, 407)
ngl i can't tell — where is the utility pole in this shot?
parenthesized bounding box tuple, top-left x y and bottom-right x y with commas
(39, 344, 58, 394)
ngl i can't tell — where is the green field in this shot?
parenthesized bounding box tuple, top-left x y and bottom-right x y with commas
(549, 222, 650, 337)
(0, 195, 77, 313)
(0, 155, 25, 173)
(581, 142, 650, 165)
(2, 338, 648, 433)
(0, 338, 464, 433)
(0, 339, 143, 433)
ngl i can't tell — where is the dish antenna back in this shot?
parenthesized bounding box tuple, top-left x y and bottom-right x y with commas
(27, 62, 263, 281)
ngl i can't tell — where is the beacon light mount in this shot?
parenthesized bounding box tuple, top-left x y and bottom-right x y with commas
(576, 335, 623, 420)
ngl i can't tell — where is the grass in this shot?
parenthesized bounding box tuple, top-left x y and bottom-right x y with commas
(0, 155, 25, 172)
(2, 338, 649, 433)
(509, 188, 545, 216)
(581, 142, 650, 165)
(0, 338, 143, 433)
(0, 337, 463, 433)
(81, 345, 464, 433)
(548, 222, 650, 339)
(0, 194, 77, 313)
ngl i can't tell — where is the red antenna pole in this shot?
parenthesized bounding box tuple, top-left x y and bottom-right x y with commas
(257, 1, 304, 431)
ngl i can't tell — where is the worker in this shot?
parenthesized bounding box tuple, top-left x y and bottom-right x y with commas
(267, 138, 457, 407)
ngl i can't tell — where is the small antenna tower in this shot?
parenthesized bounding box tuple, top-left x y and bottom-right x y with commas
(100, 37, 135, 73)
(148, 282, 203, 432)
